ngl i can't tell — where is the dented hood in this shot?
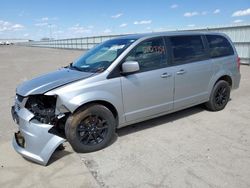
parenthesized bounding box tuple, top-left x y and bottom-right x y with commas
(16, 68, 93, 96)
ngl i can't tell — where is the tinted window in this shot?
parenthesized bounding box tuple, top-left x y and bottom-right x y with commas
(206, 35, 234, 58)
(170, 35, 207, 64)
(125, 38, 167, 72)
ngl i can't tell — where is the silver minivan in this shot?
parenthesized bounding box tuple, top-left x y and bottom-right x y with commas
(11, 32, 241, 165)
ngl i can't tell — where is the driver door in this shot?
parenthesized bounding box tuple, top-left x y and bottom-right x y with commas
(121, 37, 174, 122)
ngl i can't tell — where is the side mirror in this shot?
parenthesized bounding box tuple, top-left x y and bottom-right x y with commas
(122, 61, 140, 75)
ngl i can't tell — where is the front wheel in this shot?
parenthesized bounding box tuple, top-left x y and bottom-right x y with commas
(65, 104, 116, 152)
(205, 80, 231, 111)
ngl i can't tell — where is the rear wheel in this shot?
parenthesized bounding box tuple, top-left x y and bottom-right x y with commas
(205, 80, 231, 111)
(65, 104, 116, 152)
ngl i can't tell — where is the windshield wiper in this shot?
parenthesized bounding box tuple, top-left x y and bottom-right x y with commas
(69, 63, 84, 71)
(91, 67, 106, 73)
(64, 62, 72, 68)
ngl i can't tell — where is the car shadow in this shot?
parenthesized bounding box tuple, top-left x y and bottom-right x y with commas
(48, 149, 73, 165)
(116, 105, 205, 137)
(46, 105, 206, 162)
(22, 149, 72, 166)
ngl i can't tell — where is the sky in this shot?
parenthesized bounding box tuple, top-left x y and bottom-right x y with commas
(0, 0, 250, 40)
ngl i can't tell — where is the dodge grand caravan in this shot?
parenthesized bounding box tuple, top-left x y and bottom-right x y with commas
(11, 32, 241, 165)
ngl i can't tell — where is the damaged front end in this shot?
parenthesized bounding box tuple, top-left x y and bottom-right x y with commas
(11, 94, 69, 165)
(26, 95, 57, 124)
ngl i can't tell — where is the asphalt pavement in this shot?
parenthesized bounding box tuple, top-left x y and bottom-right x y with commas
(0, 46, 249, 188)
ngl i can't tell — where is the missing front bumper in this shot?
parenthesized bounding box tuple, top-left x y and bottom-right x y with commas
(11, 107, 66, 166)
(11, 106, 19, 124)
(14, 131, 25, 148)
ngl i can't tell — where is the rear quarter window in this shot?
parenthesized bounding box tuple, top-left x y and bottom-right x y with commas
(206, 35, 234, 58)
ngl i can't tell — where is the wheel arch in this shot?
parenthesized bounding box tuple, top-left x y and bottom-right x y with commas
(73, 100, 119, 126)
(208, 72, 233, 95)
(215, 75, 232, 87)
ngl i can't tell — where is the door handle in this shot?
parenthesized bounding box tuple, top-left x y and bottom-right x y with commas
(161, 72, 172, 78)
(176, 69, 186, 75)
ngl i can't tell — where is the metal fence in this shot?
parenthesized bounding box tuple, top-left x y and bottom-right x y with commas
(22, 34, 124, 50)
(19, 24, 250, 65)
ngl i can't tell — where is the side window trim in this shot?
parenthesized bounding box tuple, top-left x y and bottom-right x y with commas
(201, 35, 211, 60)
(164, 36, 173, 66)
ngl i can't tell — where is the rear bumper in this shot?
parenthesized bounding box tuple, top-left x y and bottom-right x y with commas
(232, 72, 241, 90)
(11, 106, 65, 166)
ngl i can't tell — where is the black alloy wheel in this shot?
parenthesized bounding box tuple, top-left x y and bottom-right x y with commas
(65, 104, 116, 152)
(77, 115, 108, 146)
(205, 80, 231, 111)
(214, 85, 230, 107)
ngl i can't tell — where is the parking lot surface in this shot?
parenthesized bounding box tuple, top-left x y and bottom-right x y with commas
(0, 46, 249, 188)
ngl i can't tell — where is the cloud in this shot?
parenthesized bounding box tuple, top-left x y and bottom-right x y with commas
(18, 11, 25, 17)
(69, 24, 92, 34)
(134, 20, 152, 25)
(153, 27, 166, 32)
(170, 4, 178, 9)
(36, 17, 58, 22)
(187, 24, 196, 27)
(213, 9, 220, 14)
(233, 19, 243, 23)
(119, 23, 127, 27)
(35, 22, 48, 27)
(111, 13, 123, 19)
(12, 24, 24, 29)
(0, 20, 24, 32)
(41, 17, 49, 21)
(23, 33, 29, 37)
(54, 30, 64, 34)
(87, 25, 94, 29)
(201, 11, 208, 15)
(103, 29, 112, 33)
(232, 8, 250, 17)
(184, 12, 199, 17)
(52, 30, 64, 36)
(35, 17, 57, 27)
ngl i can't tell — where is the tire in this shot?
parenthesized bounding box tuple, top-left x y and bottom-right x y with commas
(65, 104, 116, 153)
(205, 80, 231, 111)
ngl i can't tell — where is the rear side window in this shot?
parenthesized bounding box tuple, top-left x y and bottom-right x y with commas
(170, 35, 207, 64)
(206, 35, 234, 58)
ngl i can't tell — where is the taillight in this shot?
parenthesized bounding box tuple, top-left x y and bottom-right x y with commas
(237, 57, 240, 71)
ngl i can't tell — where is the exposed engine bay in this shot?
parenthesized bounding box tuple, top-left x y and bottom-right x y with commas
(24, 94, 69, 139)
(25, 95, 57, 124)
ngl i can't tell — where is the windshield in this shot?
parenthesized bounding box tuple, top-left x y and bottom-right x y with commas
(71, 38, 136, 73)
